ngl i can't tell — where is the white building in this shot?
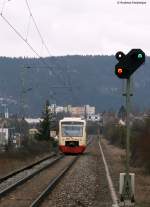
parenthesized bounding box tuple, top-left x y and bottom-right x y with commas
(48, 104, 95, 117)
(48, 104, 65, 114)
(85, 105, 95, 115)
(0, 128, 9, 146)
(87, 114, 102, 122)
(0, 128, 16, 147)
(25, 118, 43, 124)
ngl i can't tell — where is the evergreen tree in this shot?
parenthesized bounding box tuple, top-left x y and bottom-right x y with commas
(37, 100, 51, 141)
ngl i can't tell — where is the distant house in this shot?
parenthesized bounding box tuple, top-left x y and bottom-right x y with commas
(25, 118, 43, 124)
(0, 128, 15, 149)
(87, 114, 102, 122)
(48, 104, 95, 117)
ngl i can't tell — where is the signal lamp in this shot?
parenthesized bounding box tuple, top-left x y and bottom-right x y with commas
(137, 53, 143, 59)
(117, 68, 123, 74)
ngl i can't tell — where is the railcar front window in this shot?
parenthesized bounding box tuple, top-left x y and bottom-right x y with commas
(62, 125, 83, 137)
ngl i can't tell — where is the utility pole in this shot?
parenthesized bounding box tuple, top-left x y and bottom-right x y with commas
(84, 105, 87, 120)
(126, 78, 131, 184)
(20, 67, 25, 118)
(20, 66, 32, 118)
(120, 77, 134, 203)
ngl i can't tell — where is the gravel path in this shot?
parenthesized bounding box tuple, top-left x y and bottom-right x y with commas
(41, 137, 113, 207)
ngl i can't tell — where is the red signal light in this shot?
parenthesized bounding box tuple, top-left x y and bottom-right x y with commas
(117, 68, 123, 75)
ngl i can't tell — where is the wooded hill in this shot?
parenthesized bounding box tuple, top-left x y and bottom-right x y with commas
(0, 55, 149, 116)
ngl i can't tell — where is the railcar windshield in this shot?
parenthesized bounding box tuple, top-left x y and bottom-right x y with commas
(61, 122, 84, 137)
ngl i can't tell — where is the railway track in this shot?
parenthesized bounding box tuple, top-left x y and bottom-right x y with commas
(30, 155, 79, 207)
(0, 139, 92, 207)
(29, 139, 92, 207)
(0, 153, 56, 183)
(0, 153, 64, 198)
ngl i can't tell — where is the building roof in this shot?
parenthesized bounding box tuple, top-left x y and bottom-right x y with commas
(60, 117, 85, 122)
(25, 118, 43, 124)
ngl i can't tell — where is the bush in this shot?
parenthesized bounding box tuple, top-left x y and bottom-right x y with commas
(104, 122, 126, 148)
(130, 117, 150, 172)
(104, 117, 150, 173)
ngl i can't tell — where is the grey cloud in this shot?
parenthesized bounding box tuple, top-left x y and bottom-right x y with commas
(0, 0, 149, 56)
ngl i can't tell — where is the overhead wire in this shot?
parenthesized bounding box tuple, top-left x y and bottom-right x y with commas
(24, 0, 64, 104)
(24, 0, 68, 97)
(1, 0, 79, 104)
(0, 0, 6, 15)
(0, 0, 66, 84)
(24, 0, 78, 95)
(25, 13, 32, 41)
(25, 0, 51, 55)
(0, 13, 66, 85)
(1, 14, 47, 64)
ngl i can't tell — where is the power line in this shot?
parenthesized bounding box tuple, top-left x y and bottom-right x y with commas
(24, 0, 72, 95)
(0, 1, 82, 111)
(1, 14, 43, 59)
(0, 13, 65, 84)
(0, 2, 78, 100)
(0, 1, 64, 84)
(25, 0, 51, 55)
(25, 13, 32, 41)
(1, 0, 6, 15)
(24, 0, 77, 94)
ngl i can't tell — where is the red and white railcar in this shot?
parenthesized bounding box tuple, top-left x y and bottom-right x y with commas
(59, 117, 86, 154)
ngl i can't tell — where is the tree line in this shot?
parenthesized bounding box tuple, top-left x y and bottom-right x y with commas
(103, 114, 150, 173)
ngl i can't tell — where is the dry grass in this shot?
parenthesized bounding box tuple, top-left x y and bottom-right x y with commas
(101, 138, 150, 206)
(0, 141, 52, 177)
(0, 153, 49, 177)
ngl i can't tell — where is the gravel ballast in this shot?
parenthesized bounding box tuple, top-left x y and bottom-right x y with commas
(41, 137, 113, 207)
(0, 137, 116, 207)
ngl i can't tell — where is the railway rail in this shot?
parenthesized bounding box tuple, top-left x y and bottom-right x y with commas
(0, 154, 64, 198)
(30, 155, 79, 207)
(29, 139, 92, 207)
(0, 153, 56, 183)
(0, 139, 92, 207)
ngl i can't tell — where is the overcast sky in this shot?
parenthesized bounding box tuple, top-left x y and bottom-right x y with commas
(0, 0, 149, 57)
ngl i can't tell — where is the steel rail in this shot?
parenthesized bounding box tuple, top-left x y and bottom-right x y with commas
(30, 139, 92, 207)
(0, 153, 56, 183)
(0, 155, 64, 198)
(30, 156, 79, 207)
